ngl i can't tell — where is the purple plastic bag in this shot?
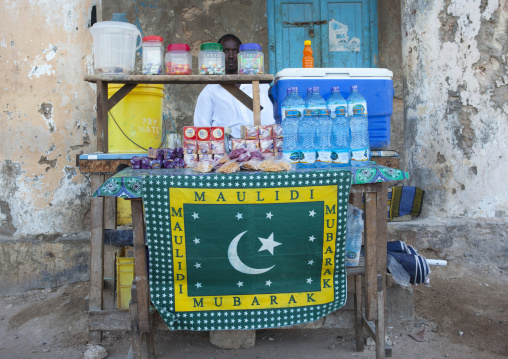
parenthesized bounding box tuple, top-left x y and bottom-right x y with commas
(162, 159, 174, 169)
(238, 152, 252, 162)
(150, 160, 161, 169)
(141, 157, 151, 169)
(131, 156, 142, 169)
(229, 148, 248, 159)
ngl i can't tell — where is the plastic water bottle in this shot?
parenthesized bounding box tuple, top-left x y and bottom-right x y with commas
(315, 109, 333, 168)
(305, 86, 327, 114)
(328, 87, 350, 167)
(347, 85, 370, 167)
(281, 104, 301, 165)
(304, 87, 313, 106)
(298, 109, 317, 168)
(345, 205, 363, 267)
(281, 87, 305, 122)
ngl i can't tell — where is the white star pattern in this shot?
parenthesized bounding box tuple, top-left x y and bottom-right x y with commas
(236, 281, 244, 287)
(195, 282, 202, 288)
(308, 235, 315, 242)
(266, 212, 273, 219)
(194, 262, 201, 269)
(192, 212, 199, 219)
(193, 237, 200, 244)
(235, 212, 243, 220)
(306, 278, 313, 284)
(309, 210, 316, 217)
(258, 233, 282, 255)
(265, 280, 272, 287)
(308, 259, 314, 265)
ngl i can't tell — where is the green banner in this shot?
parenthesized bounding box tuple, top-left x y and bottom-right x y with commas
(144, 170, 352, 330)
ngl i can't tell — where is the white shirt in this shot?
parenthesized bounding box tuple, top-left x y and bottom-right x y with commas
(193, 84, 275, 138)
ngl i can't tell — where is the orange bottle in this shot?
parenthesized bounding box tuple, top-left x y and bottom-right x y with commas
(302, 40, 314, 68)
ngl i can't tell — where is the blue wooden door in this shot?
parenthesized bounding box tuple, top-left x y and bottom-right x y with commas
(267, 0, 378, 74)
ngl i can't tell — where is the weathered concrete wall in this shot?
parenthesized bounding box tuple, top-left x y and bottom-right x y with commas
(402, 0, 507, 219)
(0, 0, 96, 236)
(103, 0, 269, 134)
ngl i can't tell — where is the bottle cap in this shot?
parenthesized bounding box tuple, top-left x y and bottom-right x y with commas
(351, 85, 358, 91)
(200, 43, 223, 51)
(143, 36, 163, 42)
(331, 86, 340, 92)
(313, 86, 319, 93)
(304, 40, 311, 46)
(239, 43, 262, 51)
(167, 43, 190, 52)
(307, 87, 313, 93)
(287, 87, 293, 93)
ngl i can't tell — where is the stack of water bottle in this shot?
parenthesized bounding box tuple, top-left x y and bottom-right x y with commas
(281, 85, 370, 168)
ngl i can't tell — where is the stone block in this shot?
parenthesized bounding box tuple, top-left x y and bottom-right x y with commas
(209, 330, 256, 349)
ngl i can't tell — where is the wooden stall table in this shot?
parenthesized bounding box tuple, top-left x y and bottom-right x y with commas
(90, 164, 408, 359)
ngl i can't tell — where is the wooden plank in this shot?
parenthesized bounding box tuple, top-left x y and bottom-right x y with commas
(252, 80, 261, 126)
(108, 83, 137, 111)
(88, 310, 130, 331)
(96, 81, 108, 153)
(376, 282, 387, 359)
(89, 174, 105, 344)
(377, 183, 388, 275)
(220, 84, 263, 113)
(131, 199, 150, 333)
(354, 275, 365, 352)
(84, 74, 274, 85)
(130, 300, 142, 359)
(103, 174, 117, 229)
(371, 156, 400, 169)
(79, 159, 132, 174)
(364, 191, 378, 321)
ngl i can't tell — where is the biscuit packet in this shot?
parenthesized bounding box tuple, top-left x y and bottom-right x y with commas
(216, 159, 241, 173)
(241, 159, 263, 171)
(259, 159, 292, 172)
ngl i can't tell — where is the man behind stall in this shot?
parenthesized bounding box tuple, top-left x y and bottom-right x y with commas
(193, 34, 275, 138)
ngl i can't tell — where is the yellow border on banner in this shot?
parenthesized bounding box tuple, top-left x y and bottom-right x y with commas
(169, 185, 339, 312)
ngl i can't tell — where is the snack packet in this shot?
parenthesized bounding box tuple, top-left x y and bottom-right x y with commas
(216, 159, 241, 173)
(259, 159, 292, 172)
(193, 161, 214, 173)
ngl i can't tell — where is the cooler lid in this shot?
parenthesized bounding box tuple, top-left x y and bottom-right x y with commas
(274, 68, 393, 82)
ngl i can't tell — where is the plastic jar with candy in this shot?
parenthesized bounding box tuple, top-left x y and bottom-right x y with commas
(142, 36, 164, 74)
(238, 43, 264, 74)
(198, 43, 225, 75)
(165, 43, 192, 75)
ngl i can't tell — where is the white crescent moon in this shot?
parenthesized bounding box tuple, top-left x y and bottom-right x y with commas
(228, 231, 275, 275)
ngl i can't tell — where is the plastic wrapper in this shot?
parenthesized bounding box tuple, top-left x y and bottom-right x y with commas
(199, 154, 214, 161)
(211, 140, 225, 154)
(259, 159, 292, 172)
(240, 125, 259, 140)
(197, 141, 211, 154)
(141, 157, 151, 169)
(229, 148, 247, 159)
(238, 152, 252, 162)
(249, 150, 265, 160)
(258, 125, 273, 138)
(274, 138, 284, 149)
(245, 139, 260, 150)
(183, 140, 197, 154)
(272, 124, 283, 139)
(231, 138, 246, 150)
(147, 147, 158, 159)
(216, 159, 241, 173)
(150, 159, 161, 169)
(131, 156, 142, 169)
(259, 138, 274, 154)
(193, 161, 214, 173)
(241, 159, 263, 171)
(196, 127, 211, 141)
(183, 154, 197, 168)
(156, 149, 165, 161)
(162, 158, 174, 169)
(211, 127, 225, 140)
(214, 153, 225, 161)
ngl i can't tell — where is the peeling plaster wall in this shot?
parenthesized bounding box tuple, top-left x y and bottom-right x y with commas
(402, 0, 507, 219)
(0, 0, 96, 235)
(103, 0, 269, 134)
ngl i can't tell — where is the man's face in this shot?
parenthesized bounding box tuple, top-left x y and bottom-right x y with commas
(221, 38, 240, 74)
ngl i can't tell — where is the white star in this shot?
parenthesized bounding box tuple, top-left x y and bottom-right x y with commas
(194, 262, 201, 269)
(235, 212, 243, 220)
(195, 282, 202, 288)
(308, 259, 314, 265)
(236, 281, 244, 287)
(266, 212, 273, 219)
(306, 277, 313, 284)
(308, 235, 315, 242)
(265, 280, 272, 287)
(192, 212, 199, 219)
(194, 237, 200, 244)
(258, 233, 282, 255)
(309, 210, 316, 217)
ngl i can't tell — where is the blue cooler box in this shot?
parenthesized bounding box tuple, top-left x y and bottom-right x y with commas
(269, 68, 394, 150)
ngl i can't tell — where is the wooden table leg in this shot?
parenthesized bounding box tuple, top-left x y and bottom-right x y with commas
(376, 275, 386, 359)
(89, 174, 105, 344)
(364, 191, 378, 321)
(252, 80, 261, 126)
(354, 275, 364, 352)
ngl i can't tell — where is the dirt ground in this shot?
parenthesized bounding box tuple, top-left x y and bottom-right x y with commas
(1, 263, 507, 359)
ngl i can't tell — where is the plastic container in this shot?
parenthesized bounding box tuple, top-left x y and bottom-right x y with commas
(347, 85, 370, 166)
(116, 247, 135, 310)
(142, 36, 164, 75)
(198, 43, 225, 75)
(281, 86, 305, 122)
(90, 21, 141, 75)
(165, 43, 192, 75)
(345, 205, 363, 267)
(298, 109, 317, 168)
(302, 40, 314, 68)
(238, 43, 264, 74)
(108, 84, 164, 153)
(269, 68, 394, 150)
(315, 110, 333, 168)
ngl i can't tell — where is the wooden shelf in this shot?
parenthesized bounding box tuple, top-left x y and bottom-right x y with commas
(84, 74, 274, 85)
